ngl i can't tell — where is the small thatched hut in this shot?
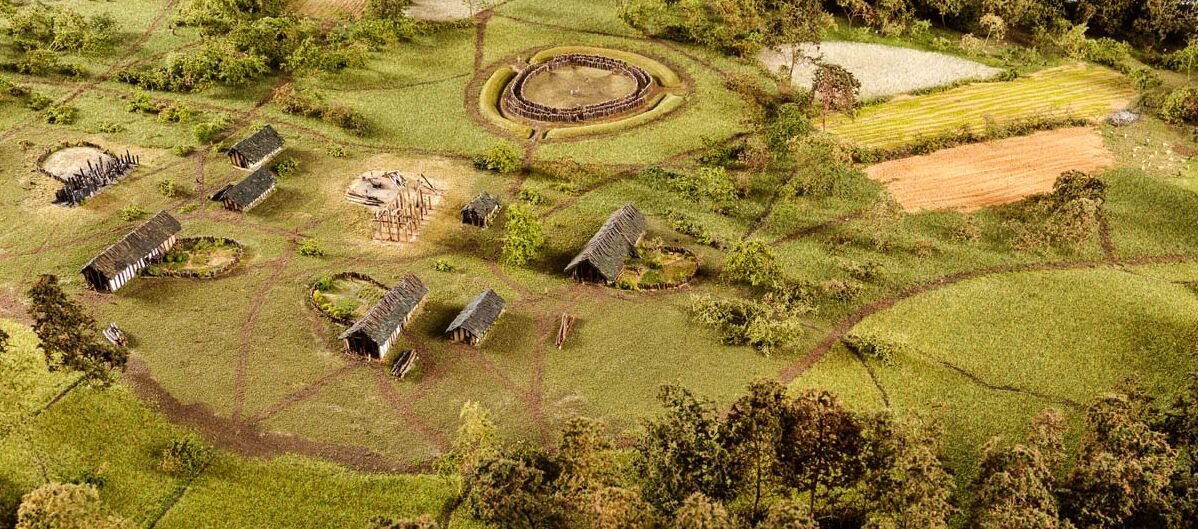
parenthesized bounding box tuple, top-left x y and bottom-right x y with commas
(215, 167, 277, 212)
(446, 289, 506, 346)
(81, 211, 181, 292)
(461, 192, 501, 227)
(339, 274, 428, 359)
(227, 124, 284, 170)
(564, 204, 646, 284)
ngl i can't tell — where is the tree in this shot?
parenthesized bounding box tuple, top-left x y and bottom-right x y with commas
(721, 379, 788, 523)
(15, 483, 131, 529)
(979, 13, 1007, 45)
(760, 0, 831, 87)
(468, 447, 565, 529)
(721, 240, 782, 288)
(759, 500, 817, 529)
(672, 493, 735, 529)
(475, 142, 522, 174)
(366, 0, 414, 20)
(588, 486, 657, 529)
(811, 62, 859, 132)
(634, 385, 733, 515)
(500, 204, 544, 267)
(776, 390, 867, 515)
(26, 275, 127, 387)
(860, 413, 954, 529)
(366, 516, 437, 529)
(969, 409, 1067, 529)
(1158, 372, 1198, 527)
(1062, 392, 1177, 529)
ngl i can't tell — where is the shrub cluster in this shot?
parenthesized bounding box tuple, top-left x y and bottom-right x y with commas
(1003, 170, 1107, 252)
(690, 294, 804, 356)
(271, 83, 370, 136)
(474, 142, 522, 174)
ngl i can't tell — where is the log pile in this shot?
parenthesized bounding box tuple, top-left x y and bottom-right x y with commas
(55, 151, 139, 207)
(556, 312, 576, 349)
(391, 349, 417, 379)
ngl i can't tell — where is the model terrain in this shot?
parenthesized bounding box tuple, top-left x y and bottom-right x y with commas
(0, 0, 1196, 528)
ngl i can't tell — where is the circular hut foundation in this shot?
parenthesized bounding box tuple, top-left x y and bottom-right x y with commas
(39, 144, 116, 181)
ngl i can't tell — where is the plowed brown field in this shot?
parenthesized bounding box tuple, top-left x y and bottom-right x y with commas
(865, 127, 1114, 212)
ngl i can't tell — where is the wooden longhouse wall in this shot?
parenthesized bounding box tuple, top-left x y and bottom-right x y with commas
(81, 211, 182, 292)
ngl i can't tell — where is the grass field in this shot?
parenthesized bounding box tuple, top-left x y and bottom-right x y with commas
(828, 63, 1135, 149)
(1, 0, 1196, 525)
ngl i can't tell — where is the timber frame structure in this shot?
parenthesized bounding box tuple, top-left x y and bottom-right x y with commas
(461, 191, 501, 227)
(373, 175, 443, 243)
(81, 211, 181, 292)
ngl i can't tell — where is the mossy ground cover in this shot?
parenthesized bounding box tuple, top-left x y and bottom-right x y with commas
(0, 0, 1196, 525)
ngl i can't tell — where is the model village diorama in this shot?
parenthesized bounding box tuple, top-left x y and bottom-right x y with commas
(66, 116, 698, 380)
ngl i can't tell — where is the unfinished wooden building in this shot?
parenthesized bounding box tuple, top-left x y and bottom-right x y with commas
(446, 289, 506, 346)
(564, 204, 647, 284)
(212, 167, 277, 212)
(461, 192, 500, 227)
(373, 176, 442, 242)
(81, 211, 181, 292)
(339, 274, 428, 359)
(227, 124, 284, 170)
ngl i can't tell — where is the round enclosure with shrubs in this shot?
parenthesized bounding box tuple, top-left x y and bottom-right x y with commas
(310, 272, 389, 325)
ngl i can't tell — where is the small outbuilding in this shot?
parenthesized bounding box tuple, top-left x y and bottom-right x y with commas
(227, 124, 284, 170)
(214, 167, 277, 212)
(461, 192, 501, 227)
(564, 204, 647, 284)
(81, 211, 181, 292)
(446, 289, 506, 346)
(339, 274, 428, 360)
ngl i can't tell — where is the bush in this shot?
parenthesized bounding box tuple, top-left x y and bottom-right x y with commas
(1127, 67, 1162, 92)
(644, 165, 738, 205)
(327, 145, 348, 158)
(474, 142, 522, 174)
(159, 435, 209, 475)
(15, 482, 129, 529)
(118, 205, 145, 222)
(26, 92, 52, 111)
(126, 92, 160, 113)
(273, 157, 300, 178)
(193, 114, 233, 144)
(843, 331, 912, 365)
(271, 83, 370, 135)
(329, 298, 360, 319)
(722, 240, 782, 287)
(666, 210, 727, 249)
(500, 204, 543, 266)
(156, 102, 192, 123)
(97, 121, 123, 133)
(172, 145, 195, 157)
(315, 276, 335, 292)
(1161, 87, 1198, 125)
(297, 239, 325, 257)
(158, 179, 182, 198)
(15, 48, 61, 75)
(1081, 38, 1132, 69)
(432, 258, 457, 272)
(517, 188, 547, 206)
(42, 104, 75, 125)
(690, 294, 803, 356)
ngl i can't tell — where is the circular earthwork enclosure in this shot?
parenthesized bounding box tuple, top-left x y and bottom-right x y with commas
(311, 272, 390, 325)
(478, 46, 688, 140)
(143, 238, 244, 279)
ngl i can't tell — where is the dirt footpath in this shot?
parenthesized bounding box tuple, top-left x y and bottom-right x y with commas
(865, 127, 1115, 212)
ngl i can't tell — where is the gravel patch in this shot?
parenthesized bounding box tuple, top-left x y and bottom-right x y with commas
(759, 42, 1002, 99)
